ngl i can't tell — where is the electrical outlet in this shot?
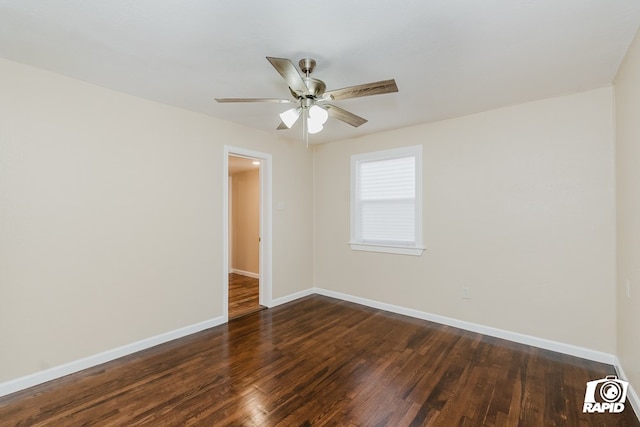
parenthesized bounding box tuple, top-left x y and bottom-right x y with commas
(626, 279, 631, 299)
(462, 287, 471, 299)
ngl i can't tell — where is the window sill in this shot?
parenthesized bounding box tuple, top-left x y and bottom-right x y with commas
(349, 242, 425, 256)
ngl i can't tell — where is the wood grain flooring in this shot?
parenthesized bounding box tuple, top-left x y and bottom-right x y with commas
(0, 295, 638, 426)
(228, 273, 262, 319)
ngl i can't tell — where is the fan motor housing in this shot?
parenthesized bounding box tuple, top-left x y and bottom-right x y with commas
(289, 77, 326, 98)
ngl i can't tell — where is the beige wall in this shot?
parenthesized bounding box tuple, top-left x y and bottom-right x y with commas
(231, 168, 260, 274)
(0, 49, 630, 390)
(314, 87, 616, 353)
(0, 57, 313, 382)
(615, 27, 640, 398)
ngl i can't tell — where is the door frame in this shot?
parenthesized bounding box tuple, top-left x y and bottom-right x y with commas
(222, 145, 272, 321)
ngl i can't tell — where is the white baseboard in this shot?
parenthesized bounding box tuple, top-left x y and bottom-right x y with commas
(269, 288, 316, 307)
(231, 269, 259, 279)
(0, 315, 225, 398)
(615, 358, 640, 421)
(313, 287, 617, 365)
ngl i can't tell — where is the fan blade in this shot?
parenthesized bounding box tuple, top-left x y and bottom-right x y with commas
(324, 79, 398, 101)
(325, 105, 368, 127)
(266, 57, 309, 95)
(215, 98, 293, 103)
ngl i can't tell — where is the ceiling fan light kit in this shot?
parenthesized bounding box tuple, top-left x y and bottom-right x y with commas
(279, 107, 301, 128)
(307, 105, 329, 134)
(216, 56, 398, 146)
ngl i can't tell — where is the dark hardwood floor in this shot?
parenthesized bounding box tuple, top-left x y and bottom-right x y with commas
(228, 272, 262, 319)
(1, 295, 637, 426)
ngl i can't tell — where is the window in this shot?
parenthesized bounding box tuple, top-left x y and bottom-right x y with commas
(350, 145, 424, 256)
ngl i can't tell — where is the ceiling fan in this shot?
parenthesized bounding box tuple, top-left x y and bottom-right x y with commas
(216, 57, 398, 146)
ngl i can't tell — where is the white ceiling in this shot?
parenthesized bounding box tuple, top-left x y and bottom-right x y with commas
(1, 1, 639, 144)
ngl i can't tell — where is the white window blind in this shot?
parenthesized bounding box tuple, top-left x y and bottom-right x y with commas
(358, 156, 415, 244)
(350, 146, 424, 256)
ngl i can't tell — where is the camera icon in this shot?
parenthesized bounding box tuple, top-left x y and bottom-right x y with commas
(583, 375, 628, 413)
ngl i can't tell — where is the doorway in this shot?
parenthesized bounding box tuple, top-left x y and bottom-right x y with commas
(223, 146, 272, 321)
(228, 155, 260, 318)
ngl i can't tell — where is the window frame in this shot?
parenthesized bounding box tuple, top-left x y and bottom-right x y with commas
(349, 145, 425, 256)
